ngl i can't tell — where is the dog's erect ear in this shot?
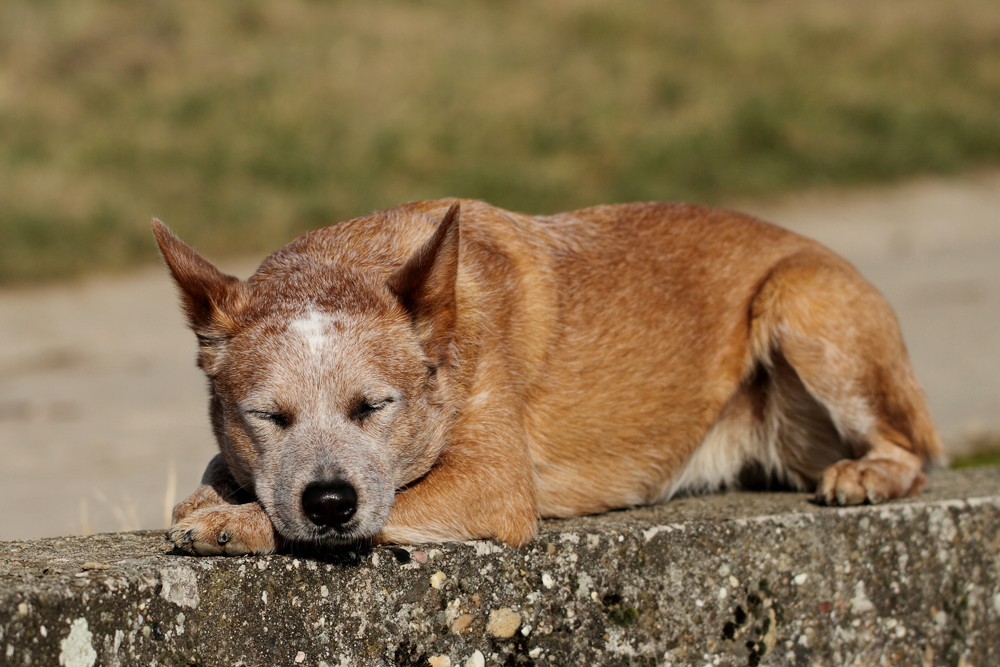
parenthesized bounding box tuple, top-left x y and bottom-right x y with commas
(388, 202, 461, 364)
(151, 218, 245, 342)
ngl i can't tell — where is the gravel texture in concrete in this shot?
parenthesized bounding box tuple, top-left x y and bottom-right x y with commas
(1, 468, 998, 666)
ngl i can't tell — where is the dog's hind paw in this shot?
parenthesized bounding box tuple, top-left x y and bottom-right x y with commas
(167, 502, 277, 556)
(815, 455, 926, 506)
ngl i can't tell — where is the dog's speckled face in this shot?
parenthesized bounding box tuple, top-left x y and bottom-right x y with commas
(155, 203, 460, 550)
(207, 302, 446, 546)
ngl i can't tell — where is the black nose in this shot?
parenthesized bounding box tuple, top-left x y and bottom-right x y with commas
(301, 480, 357, 527)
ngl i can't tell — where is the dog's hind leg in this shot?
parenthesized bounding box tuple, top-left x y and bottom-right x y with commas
(749, 251, 945, 505)
(167, 455, 280, 555)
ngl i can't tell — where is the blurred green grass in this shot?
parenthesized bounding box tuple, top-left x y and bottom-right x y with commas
(2, 0, 1000, 282)
(951, 449, 1000, 469)
(951, 431, 1000, 468)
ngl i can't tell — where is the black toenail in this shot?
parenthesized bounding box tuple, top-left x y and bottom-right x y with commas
(217, 531, 229, 545)
(183, 529, 194, 542)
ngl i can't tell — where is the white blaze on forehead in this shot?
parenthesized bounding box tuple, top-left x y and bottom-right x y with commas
(288, 308, 340, 353)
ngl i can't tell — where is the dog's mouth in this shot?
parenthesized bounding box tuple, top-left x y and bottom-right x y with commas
(270, 501, 387, 547)
(268, 508, 378, 547)
(308, 522, 371, 543)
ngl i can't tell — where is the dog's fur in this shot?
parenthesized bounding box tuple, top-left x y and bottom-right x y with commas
(155, 199, 943, 556)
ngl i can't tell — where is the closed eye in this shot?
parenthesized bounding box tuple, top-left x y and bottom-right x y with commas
(352, 397, 395, 421)
(247, 410, 291, 429)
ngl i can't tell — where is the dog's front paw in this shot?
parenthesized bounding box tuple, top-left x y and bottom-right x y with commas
(816, 457, 926, 506)
(167, 503, 277, 556)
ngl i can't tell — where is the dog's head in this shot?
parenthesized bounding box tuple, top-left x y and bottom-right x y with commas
(153, 204, 461, 546)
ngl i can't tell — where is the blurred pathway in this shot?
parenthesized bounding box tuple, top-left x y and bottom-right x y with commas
(2, 173, 999, 540)
(0, 258, 255, 541)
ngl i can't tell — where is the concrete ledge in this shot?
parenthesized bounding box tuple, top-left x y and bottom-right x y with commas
(2, 469, 999, 666)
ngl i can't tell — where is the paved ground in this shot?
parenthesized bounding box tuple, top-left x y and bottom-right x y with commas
(2, 173, 998, 540)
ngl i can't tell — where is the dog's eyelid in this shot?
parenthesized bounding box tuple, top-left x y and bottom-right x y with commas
(366, 396, 395, 410)
(351, 395, 396, 421)
(245, 408, 291, 428)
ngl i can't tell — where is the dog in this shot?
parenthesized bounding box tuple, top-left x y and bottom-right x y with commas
(154, 199, 943, 556)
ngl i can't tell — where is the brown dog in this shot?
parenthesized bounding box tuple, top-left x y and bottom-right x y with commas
(154, 199, 943, 556)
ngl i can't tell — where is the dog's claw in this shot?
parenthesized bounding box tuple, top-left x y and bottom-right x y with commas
(167, 503, 276, 556)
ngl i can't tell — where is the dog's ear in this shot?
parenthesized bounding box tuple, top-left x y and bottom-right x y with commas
(388, 201, 461, 364)
(151, 218, 245, 345)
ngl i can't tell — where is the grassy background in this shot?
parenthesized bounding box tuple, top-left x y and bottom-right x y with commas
(2, 0, 1000, 282)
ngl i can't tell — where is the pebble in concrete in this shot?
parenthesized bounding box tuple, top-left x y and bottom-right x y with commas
(486, 608, 521, 639)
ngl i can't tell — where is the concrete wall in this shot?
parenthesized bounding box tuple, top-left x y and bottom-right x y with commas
(2, 468, 998, 666)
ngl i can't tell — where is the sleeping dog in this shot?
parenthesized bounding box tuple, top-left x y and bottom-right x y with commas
(154, 199, 942, 555)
